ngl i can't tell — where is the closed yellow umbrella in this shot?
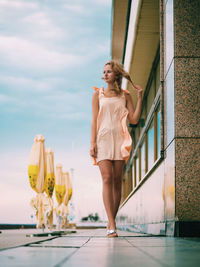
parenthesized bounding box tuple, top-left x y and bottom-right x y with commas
(28, 134, 46, 228)
(44, 148, 55, 229)
(28, 134, 46, 193)
(62, 171, 72, 228)
(63, 171, 72, 206)
(45, 148, 55, 197)
(54, 164, 66, 229)
(55, 164, 66, 205)
(43, 196, 54, 229)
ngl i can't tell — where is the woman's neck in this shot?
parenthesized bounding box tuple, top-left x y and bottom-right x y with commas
(106, 83, 116, 91)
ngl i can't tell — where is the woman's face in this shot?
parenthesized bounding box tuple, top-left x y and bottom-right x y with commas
(103, 64, 115, 84)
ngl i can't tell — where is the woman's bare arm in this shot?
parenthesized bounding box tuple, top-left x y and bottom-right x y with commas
(90, 90, 99, 158)
(126, 85, 143, 125)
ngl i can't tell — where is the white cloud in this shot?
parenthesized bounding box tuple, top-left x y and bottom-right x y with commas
(0, 0, 38, 9)
(22, 11, 64, 40)
(63, 3, 88, 14)
(33, 92, 90, 121)
(0, 75, 53, 92)
(96, 42, 110, 55)
(0, 93, 17, 104)
(64, 0, 112, 8)
(47, 111, 89, 121)
(0, 35, 83, 73)
(0, 78, 91, 120)
(0, 95, 25, 114)
(94, 0, 112, 6)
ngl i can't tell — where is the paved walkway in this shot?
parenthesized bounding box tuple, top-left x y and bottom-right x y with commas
(0, 229, 200, 266)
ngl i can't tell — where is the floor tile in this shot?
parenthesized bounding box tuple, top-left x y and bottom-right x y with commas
(0, 246, 77, 267)
(126, 237, 200, 248)
(84, 237, 132, 247)
(60, 247, 162, 267)
(138, 246, 200, 267)
(29, 237, 89, 248)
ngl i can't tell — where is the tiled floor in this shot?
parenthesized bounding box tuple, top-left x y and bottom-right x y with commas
(0, 229, 200, 267)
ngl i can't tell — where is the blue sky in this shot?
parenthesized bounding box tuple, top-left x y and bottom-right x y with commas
(0, 0, 112, 223)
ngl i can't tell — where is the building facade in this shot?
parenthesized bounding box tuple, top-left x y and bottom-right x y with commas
(111, 0, 200, 236)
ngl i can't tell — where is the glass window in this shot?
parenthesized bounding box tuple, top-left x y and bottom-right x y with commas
(140, 140, 145, 179)
(147, 119, 154, 170)
(128, 170, 133, 193)
(132, 163, 135, 188)
(134, 127, 140, 145)
(155, 61, 160, 93)
(131, 130, 136, 149)
(141, 104, 146, 121)
(136, 155, 140, 185)
(157, 107, 161, 159)
(139, 107, 146, 133)
(147, 82, 155, 115)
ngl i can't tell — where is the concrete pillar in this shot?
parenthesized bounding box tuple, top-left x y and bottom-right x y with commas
(163, 0, 200, 236)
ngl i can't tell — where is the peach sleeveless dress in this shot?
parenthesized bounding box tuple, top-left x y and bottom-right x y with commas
(93, 87, 132, 165)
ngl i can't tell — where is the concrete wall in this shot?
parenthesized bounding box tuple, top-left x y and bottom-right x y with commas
(117, 162, 165, 235)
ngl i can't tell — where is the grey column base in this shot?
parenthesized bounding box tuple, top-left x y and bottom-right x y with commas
(117, 223, 166, 236)
(174, 221, 200, 237)
(118, 221, 200, 237)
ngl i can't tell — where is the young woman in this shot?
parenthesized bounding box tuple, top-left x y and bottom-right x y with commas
(90, 60, 143, 237)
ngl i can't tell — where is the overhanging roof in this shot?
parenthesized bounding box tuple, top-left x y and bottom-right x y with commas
(111, 0, 160, 106)
(111, 0, 129, 61)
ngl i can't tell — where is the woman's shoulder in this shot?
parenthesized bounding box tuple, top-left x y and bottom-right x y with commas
(92, 86, 105, 96)
(122, 89, 131, 98)
(122, 89, 130, 94)
(92, 86, 100, 98)
(92, 86, 100, 91)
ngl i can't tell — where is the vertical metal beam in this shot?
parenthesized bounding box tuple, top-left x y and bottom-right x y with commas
(134, 157, 136, 188)
(154, 111, 158, 161)
(145, 133, 148, 174)
(139, 147, 141, 182)
(122, 0, 132, 64)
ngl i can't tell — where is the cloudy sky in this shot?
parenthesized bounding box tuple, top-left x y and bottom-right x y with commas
(0, 0, 112, 224)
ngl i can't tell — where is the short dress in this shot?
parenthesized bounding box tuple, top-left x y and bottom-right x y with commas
(93, 87, 132, 165)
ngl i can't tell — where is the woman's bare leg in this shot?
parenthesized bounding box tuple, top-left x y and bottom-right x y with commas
(98, 160, 116, 230)
(112, 160, 125, 219)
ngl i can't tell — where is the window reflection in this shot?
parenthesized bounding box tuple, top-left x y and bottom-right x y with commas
(135, 127, 140, 146)
(132, 161, 136, 188)
(141, 140, 145, 178)
(148, 119, 154, 170)
(155, 61, 160, 93)
(136, 155, 139, 185)
(157, 107, 161, 158)
(147, 82, 155, 115)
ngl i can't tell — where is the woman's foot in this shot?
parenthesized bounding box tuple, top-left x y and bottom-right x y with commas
(106, 221, 117, 237)
(107, 229, 118, 238)
(106, 222, 110, 234)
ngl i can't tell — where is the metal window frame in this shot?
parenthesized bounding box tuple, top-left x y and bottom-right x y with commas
(121, 88, 163, 206)
(126, 86, 162, 172)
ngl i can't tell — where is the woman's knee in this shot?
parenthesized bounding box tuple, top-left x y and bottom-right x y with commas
(102, 173, 113, 185)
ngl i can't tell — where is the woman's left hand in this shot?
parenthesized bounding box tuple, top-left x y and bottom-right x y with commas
(133, 84, 143, 99)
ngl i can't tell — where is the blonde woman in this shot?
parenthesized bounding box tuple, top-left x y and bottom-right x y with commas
(90, 60, 143, 237)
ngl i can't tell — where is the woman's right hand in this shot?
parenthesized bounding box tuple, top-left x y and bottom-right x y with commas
(90, 143, 97, 158)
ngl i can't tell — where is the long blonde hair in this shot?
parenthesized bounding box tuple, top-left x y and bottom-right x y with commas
(105, 60, 135, 94)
